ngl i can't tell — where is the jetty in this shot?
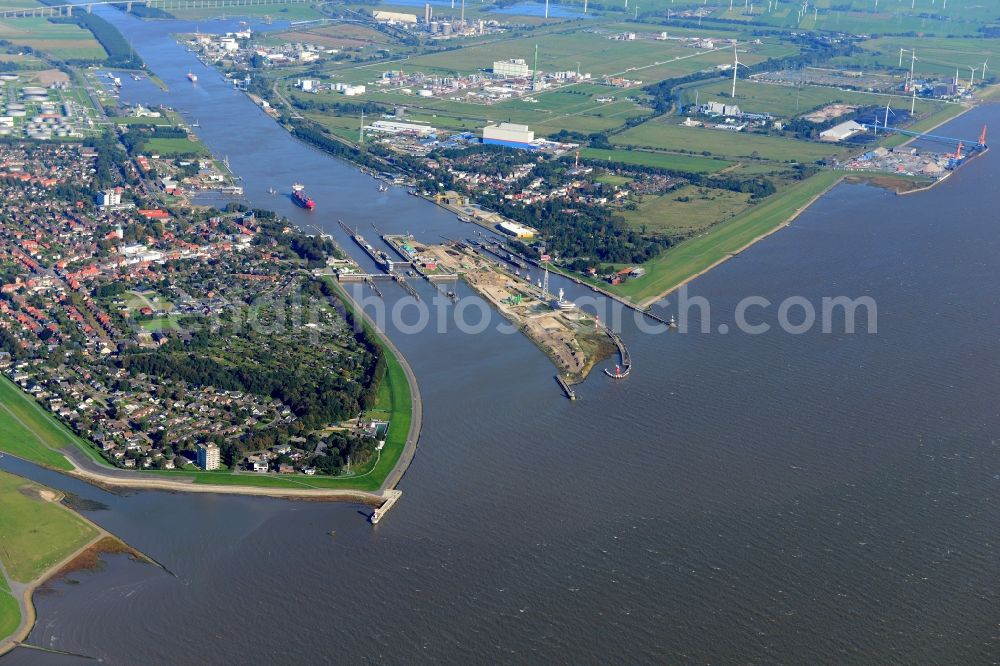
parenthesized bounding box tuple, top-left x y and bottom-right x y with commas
(371, 489, 402, 524)
(602, 326, 632, 379)
(555, 375, 577, 400)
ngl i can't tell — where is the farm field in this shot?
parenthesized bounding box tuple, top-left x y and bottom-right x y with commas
(613, 118, 846, 163)
(843, 36, 1000, 80)
(621, 184, 753, 236)
(294, 81, 651, 137)
(143, 136, 209, 157)
(579, 147, 732, 172)
(679, 78, 949, 119)
(167, 2, 324, 21)
(333, 28, 788, 82)
(0, 17, 106, 60)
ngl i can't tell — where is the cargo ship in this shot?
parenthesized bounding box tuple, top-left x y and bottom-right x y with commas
(291, 183, 316, 210)
(187, 72, 198, 83)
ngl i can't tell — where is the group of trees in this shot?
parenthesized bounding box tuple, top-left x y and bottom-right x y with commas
(120, 338, 369, 431)
(84, 131, 130, 190)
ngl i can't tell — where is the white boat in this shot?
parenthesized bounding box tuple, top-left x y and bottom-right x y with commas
(187, 72, 198, 83)
(551, 288, 576, 311)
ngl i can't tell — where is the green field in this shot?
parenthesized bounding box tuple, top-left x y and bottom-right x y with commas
(0, 18, 106, 60)
(299, 80, 652, 138)
(679, 78, 947, 119)
(140, 317, 180, 331)
(579, 146, 731, 172)
(0, 378, 77, 470)
(609, 170, 844, 304)
(0, 576, 17, 645)
(0, 470, 98, 584)
(143, 136, 209, 157)
(167, 2, 324, 21)
(622, 184, 752, 236)
(613, 118, 844, 163)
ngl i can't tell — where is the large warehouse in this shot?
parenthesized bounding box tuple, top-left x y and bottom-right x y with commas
(483, 122, 536, 149)
(819, 120, 866, 142)
(492, 58, 532, 78)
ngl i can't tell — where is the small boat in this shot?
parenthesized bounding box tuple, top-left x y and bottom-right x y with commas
(187, 71, 198, 83)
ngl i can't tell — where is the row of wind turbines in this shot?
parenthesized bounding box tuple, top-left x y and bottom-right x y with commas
(898, 47, 990, 89)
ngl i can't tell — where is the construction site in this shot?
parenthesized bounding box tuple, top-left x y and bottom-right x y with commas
(422, 240, 616, 383)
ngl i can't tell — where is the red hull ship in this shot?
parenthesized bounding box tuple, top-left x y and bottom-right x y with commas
(291, 183, 315, 209)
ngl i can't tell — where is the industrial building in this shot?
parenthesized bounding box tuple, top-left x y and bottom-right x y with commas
(493, 58, 532, 78)
(820, 120, 866, 142)
(368, 120, 438, 136)
(483, 122, 536, 149)
(197, 443, 221, 470)
(496, 221, 538, 239)
(332, 83, 366, 96)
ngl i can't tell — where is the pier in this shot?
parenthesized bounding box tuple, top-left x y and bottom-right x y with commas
(602, 326, 632, 379)
(555, 375, 577, 400)
(371, 489, 402, 524)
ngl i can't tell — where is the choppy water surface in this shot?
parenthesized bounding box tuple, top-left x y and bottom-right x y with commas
(2, 11, 999, 664)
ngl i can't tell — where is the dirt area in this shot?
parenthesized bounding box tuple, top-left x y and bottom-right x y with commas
(844, 174, 932, 193)
(31, 69, 70, 85)
(803, 103, 857, 123)
(444, 243, 614, 380)
(273, 25, 388, 49)
(17, 485, 60, 503)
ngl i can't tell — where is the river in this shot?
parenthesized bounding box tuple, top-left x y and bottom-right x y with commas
(2, 10, 1000, 664)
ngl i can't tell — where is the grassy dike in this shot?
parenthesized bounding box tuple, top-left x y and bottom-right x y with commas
(0, 578, 17, 648)
(0, 281, 416, 493)
(0, 469, 100, 651)
(606, 170, 846, 305)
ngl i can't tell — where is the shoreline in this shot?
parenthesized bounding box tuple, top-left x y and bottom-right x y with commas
(630, 101, 988, 308)
(328, 282, 421, 493)
(635, 172, 846, 308)
(0, 487, 151, 658)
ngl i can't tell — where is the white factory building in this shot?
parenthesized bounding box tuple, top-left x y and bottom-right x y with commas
(483, 122, 536, 149)
(332, 83, 366, 96)
(367, 120, 438, 136)
(496, 221, 538, 239)
(493, 58, 532, 78)
(820, 120, 866, 142)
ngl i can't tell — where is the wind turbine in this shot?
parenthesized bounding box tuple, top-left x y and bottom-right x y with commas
(730, 44, 749, 98)
(982, 58, 990, 80)
(969, 64, 976, 87)
(910, 88, 916, 114)
(899, 47, 908, 68)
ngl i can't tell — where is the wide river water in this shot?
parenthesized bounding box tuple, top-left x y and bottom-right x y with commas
(2, 11, 1000, 665)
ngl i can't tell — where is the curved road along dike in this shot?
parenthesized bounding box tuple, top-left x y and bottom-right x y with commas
(1, 290, 421, 511)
